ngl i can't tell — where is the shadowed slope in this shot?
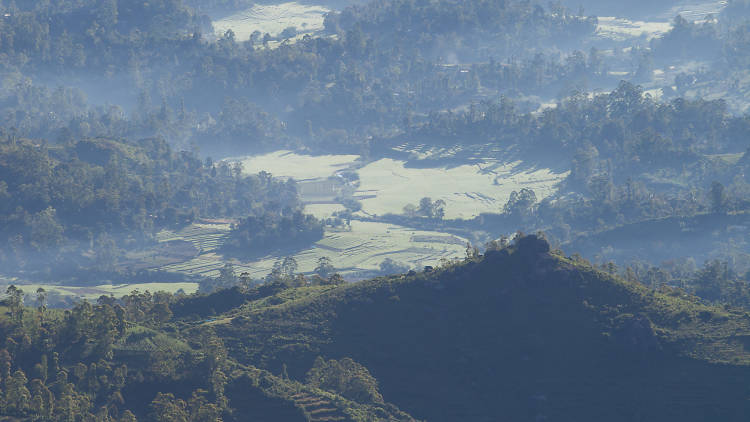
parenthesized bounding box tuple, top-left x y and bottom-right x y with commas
(208, 235, 750, 421)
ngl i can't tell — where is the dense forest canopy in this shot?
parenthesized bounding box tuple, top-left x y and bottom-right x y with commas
(0, 134, 320, 280)
(0, 0, 609, 156)
(325, 0, 598, 59)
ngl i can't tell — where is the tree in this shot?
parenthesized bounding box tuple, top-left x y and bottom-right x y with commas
(250, 30, 262, 45)
(188, 390, 223, 422)
(210, 369, 227, 401)
(412, 197, 446, 219)
(151, 303, 173, 325)
(217, 263, 237, 288)
(503, 188, 537, 220)
(6, 285, 24, 323)
(418, 197, 433, 217)
(433, 200, 446, 220)
(306, 357, 383, 404)
(379, 258, 410, 274)
(238, 272, 253, 291)
(280, 26, 297, 39)
(325, 273, 345, 286)
(30, 378, 54, 421)
(29, 207, 64, 251)
(403, 203, 417, 217)
(465, 242, 479, 260)
(120, 410, 137, 422)
(281, 256, 298, 278)
(6, 369, 31, 414)
(588, 175, 614, 203)
(94, 234, 119, 273)
(693, 260, 732, 302)
(710, 181, 729, 213)
(231, 161, 244, 178)
(150, 393, 189, 422)
(314, 257, 335, 279)
(36, 288, 47, 318)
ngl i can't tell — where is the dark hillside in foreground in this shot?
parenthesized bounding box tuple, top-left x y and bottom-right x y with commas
(204, 236, 750, 421)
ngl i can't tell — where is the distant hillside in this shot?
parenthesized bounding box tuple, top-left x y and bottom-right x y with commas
(202, 235, 750, 421)
(559, 0, 682, 17)
(565, 211, 750, 267)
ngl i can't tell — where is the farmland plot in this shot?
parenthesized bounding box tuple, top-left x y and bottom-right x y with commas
(212, 2, 331, 41)
(594, 0, 726, 42)
(168, 149, 565, 279)
(356, 158, 568, 219)
(233, 148, 567, 220)
(233, 150, 360, 181)
(157, 220, 468, 279)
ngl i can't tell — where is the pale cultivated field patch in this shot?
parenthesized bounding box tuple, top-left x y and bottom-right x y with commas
(304, 203, 347, 218)
(356, 158, 568, 219)
(213, 2, 330, 41)
(596, 1, 726, 42)
(596, 17, 672, 41)
(232, 150, 360, 181)
(660, 1, 727, 22)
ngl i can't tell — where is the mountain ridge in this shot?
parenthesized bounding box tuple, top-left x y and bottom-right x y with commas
(195, 235, 750, 421)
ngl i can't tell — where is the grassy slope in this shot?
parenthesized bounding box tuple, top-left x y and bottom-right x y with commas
(203, 236, 750, 421)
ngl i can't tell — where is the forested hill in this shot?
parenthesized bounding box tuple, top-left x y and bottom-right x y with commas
(324, 0, 597, 59)
(201, 235, 750, 421)
(0, 136, 318, 278)
(2, 236, 750, 420)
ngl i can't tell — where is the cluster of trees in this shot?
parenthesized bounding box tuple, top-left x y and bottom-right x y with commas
(200, 255, 346, 293)
(306, 357, 383, 404)
(502, 188, 538, 224)
(652, 15, 721, 62)
(0, 135, 306, 276)
(325, 0, 597, 60)
(222, 211, 324, 259)
(0, 0, 617, 158)
(648, 3, 750, 111)
(0, 0, 209, 72)
(0, 286, 224, 421)
(402, 81, 748, 209)
(403, 197, 446, 220)
(720, 0, 750, 28)
(594, 258, 750, 310)
(408, 82, 747, 171)
(0, 275, 423, 420)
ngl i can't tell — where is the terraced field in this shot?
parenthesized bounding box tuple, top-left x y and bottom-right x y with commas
(156, 220, 468, 279)
(156, 221, 231, 253)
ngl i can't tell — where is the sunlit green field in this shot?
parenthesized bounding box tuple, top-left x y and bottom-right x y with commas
(234, 148, 568, 220)
(10, 148, 565, 300)
(158, 220, 468, 279)
(355, 157, 567, 219)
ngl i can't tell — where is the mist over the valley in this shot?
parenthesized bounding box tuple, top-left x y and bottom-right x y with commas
(0, 0, 749, 420)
